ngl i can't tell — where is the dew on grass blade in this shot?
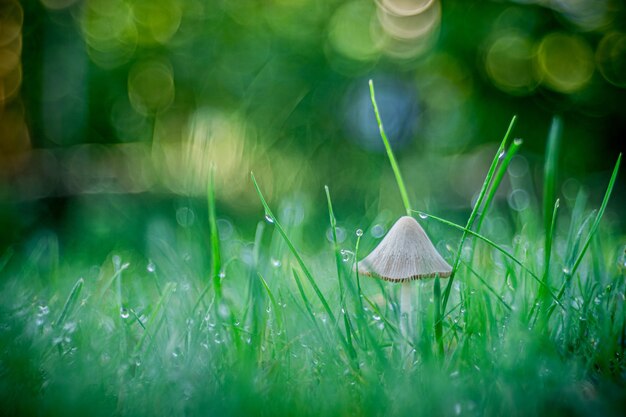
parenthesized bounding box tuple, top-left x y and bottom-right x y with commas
(146, 261, 156, 273)
(340, 249, 354, 262)
(498, 149, 506, 160)
(271, 258, 282, 268)
(514, 138, 523, 146)
(38, 305, 50, 316)
(418, 212, 428, 219)
(120, 307, 130, 319)
(356, 229, 363, 237)
(264, 214, 274, 224)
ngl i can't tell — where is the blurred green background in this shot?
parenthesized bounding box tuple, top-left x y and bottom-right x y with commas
(1, 0, 625, 252)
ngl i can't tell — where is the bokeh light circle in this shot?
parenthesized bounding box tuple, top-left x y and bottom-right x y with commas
(536, 32, 594, 94)
(327, 1, 380, 62)
(128, 59, 175, 115)
(596, 32, 626, 88)
(485, 32, 538, 95)
(0, 0, 22, 47)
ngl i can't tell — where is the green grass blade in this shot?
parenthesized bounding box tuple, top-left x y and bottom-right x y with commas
(208, 167, 222, 300)
(291, 268, 318, 327)
(325, 186, 345, 301)
(462, 260, 512, 311)
(258, 273, 284, 331)
(474, 136, 523, 234)
(369, 79, 412, 216)
(569, 153, 621, 277)
(416, 210, 564, 309)
(133, 281, 176, 356)
(251, 172, 337, 325)
(441, 115, 517, 313)
(324, 186, 357, 358)
(543, 117, 562, 240)
(433, 276, 443, 357)
(54, 278, 84, 327)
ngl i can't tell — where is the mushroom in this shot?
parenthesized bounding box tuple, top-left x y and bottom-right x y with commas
(357, 216, 452, 335)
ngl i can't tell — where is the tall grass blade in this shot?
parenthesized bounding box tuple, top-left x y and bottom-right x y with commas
(543, 117, 562, 241)
(474, 135, 523, 234)
(369, 79, 412, 216)
(208, 167, 222, 300)
(569, 154, 621, 277)
(324, 186, 357, 358)
(441, 115, 517, 313)
(251, 173, 338, 326)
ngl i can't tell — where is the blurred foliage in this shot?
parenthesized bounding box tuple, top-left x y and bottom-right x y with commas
(1, 0, 626, 247)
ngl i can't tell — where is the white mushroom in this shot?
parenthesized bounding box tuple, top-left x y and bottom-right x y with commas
(357, 216, 452, 335)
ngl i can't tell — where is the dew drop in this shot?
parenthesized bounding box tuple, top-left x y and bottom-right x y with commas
(38, 305, 50, 316)
(513, 138, 523, 146)
(418, 212, 428, 219)
(264, 214, 274, 224)
(271, 258, 282, 268)
(147, 261, 156, 273)
(562, 266, 571, 275)
(218, 271, 226, 279)
(356, 229, 363, 237)
(120, 307, 130, 319)
(498, 150, 506, 160)
(372, 314, 381, 321)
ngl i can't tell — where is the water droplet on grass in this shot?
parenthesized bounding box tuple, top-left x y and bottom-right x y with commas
(418, 212, 428, 219)
(513, 138, 523, 146)
(562, 266, 571, 275)
(498, 150, 506, 160)
(147, 261, 156, 273)
(120, 308, 130, 319)
(38, 305, 50, 316)
(264, 214, 274, 224)
(271, 258, 282, 267)
(356, 229, 363, 237)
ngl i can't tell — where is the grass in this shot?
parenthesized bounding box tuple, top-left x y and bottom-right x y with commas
(1, 84, 625, 416)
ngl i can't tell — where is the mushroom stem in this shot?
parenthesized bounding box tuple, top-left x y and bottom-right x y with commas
(400, 282, 413, 337)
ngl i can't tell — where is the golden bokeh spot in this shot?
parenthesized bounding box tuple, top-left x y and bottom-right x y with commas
(537, 32, 594, 94)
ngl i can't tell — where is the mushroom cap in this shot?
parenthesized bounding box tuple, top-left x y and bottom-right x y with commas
(357, 216, 452, 282)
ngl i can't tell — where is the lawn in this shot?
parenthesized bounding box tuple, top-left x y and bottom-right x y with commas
(1, 103, 624, 416)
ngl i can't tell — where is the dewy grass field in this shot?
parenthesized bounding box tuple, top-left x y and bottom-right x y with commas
(1, 82, 624, 416)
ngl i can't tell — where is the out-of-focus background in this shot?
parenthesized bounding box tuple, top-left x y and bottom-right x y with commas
(1, 0, 625, 253)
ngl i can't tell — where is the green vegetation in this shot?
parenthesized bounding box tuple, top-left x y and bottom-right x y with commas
(1, 105, 624, 416)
